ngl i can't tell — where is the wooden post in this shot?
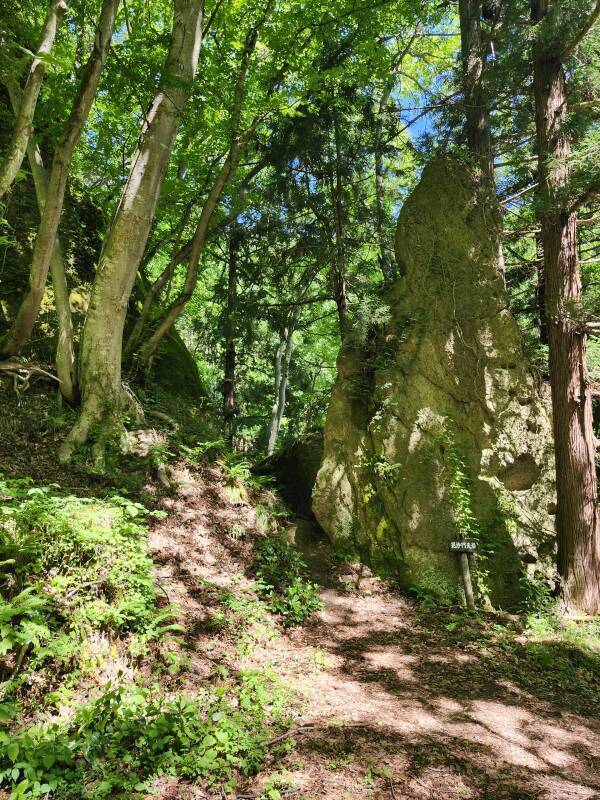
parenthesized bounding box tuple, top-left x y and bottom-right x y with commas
(460, 552, 476, 610)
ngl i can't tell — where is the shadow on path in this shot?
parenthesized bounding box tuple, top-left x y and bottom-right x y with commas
(288, 521, 600, 800)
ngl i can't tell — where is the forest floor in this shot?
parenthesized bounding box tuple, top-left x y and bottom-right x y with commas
(148, 461, 600, 800)
(1, 388, 599, 800)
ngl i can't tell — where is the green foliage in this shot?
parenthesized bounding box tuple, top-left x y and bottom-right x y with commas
(254, 536, 322, 626)
(0, 670, 291, 799)
(0, 477, 297, 799)
(217, 452, 274, 503)
(208, 589, 278, 656)
(434, 426, 480, 540)
(430, 424, 495, 603)
(178, 439, 226, 464)
(519, 570, 555, 614)
(0, 588, 49, 662)
(254, 503, 288, 535)
(0, 481, 178, 678)
(408, 585, 445, 608)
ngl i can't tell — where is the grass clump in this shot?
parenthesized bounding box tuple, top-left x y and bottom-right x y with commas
(254, 536, 322, 627)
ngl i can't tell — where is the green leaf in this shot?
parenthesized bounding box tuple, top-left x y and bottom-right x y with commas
(7, 742, 19, 762)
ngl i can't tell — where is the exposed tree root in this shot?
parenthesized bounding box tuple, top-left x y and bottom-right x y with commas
(0, 360, 60, 392)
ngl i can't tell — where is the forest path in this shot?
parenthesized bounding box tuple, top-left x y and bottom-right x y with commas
(148, 464, 600, 800)
(289, 524, 600, 800)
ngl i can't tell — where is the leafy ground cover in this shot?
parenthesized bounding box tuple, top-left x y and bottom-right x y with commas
(0, 457, 319, 799)
(0, 389, 598, 800)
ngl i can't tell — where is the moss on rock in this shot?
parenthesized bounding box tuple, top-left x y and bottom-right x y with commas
(312, 158, 556, 609)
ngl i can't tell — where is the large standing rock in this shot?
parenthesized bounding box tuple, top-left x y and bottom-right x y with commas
(312, 158, 556, 608)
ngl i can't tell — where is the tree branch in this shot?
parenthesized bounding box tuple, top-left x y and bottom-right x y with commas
(561, 0, 600, 61)
(571, 181, 600, 213)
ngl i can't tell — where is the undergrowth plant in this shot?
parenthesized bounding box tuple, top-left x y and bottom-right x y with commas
(254, 536, 322, 626)
(0, 478, 298, 799)
(0, 480, 178, 682)
(431, 423, 493, 603)
(0, 670, 292, 799)
(209, 589, 278, 656)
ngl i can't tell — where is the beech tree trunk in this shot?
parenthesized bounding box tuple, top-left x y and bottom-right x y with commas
(532, 0, 600, 614)
(4, 82, 77, 402)
(1, 0, 119, 357)
(26, 138, 78, 403)
(137, 13, 269, 368)
(0, 0, 68, 200)
(223, 229, 239, 444)
(139, 147, 239, 368)
(59, 0, 204, 465)
(123, 200, 194, 361)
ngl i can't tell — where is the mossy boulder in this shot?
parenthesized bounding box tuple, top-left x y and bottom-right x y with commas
(312, 158, 556, 608)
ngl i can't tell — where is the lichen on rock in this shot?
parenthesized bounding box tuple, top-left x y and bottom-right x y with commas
(312, 158, 556, 608)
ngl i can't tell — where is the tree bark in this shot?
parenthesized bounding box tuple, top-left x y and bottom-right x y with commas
(4, 82, 77, 402)
(138, 146, 239, 368)
(535, 230, 548, 344)
(123, 200, 194, 361)
(137, 13, 269, 368)
(458, 0, 505, 278)
(59, 0, 204, 465)
(267, 315, 296, 456)
(458, 0, 494, 182)
(374, 75, 397, 283)
(0, 0, 69, 200)
(26, 138, 78, 403)
(532, 0, 600, 614)
(1, 0, 119, 357)
(329, 112, 349, 339)
(223, 228, 239, 444)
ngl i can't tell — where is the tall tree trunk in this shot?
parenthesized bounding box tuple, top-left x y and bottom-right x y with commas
(4, 82, 77, 402)
(458, 0, 505, 278)
(123, 200, 194, 361)
(137, 12, 269, 369)
(1, 0, 119, 357)
(0, 0, 68, 200)
(27, 138, 78, 403)
(59, 0, 204, 465)
(458, 0, 494, 182)
(223, 229, 239, 444)
(532, 0, 600, 614)
(329, 113, 348, 339)
(138, 147, 239, 368)
(535, 230, 548, 344)
(374, 75, 397, 283)
(267, 317, 296, 456)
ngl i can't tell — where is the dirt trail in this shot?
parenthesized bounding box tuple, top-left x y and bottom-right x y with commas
(293, 526, 600, 800)
(149, 464, 600, 800)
